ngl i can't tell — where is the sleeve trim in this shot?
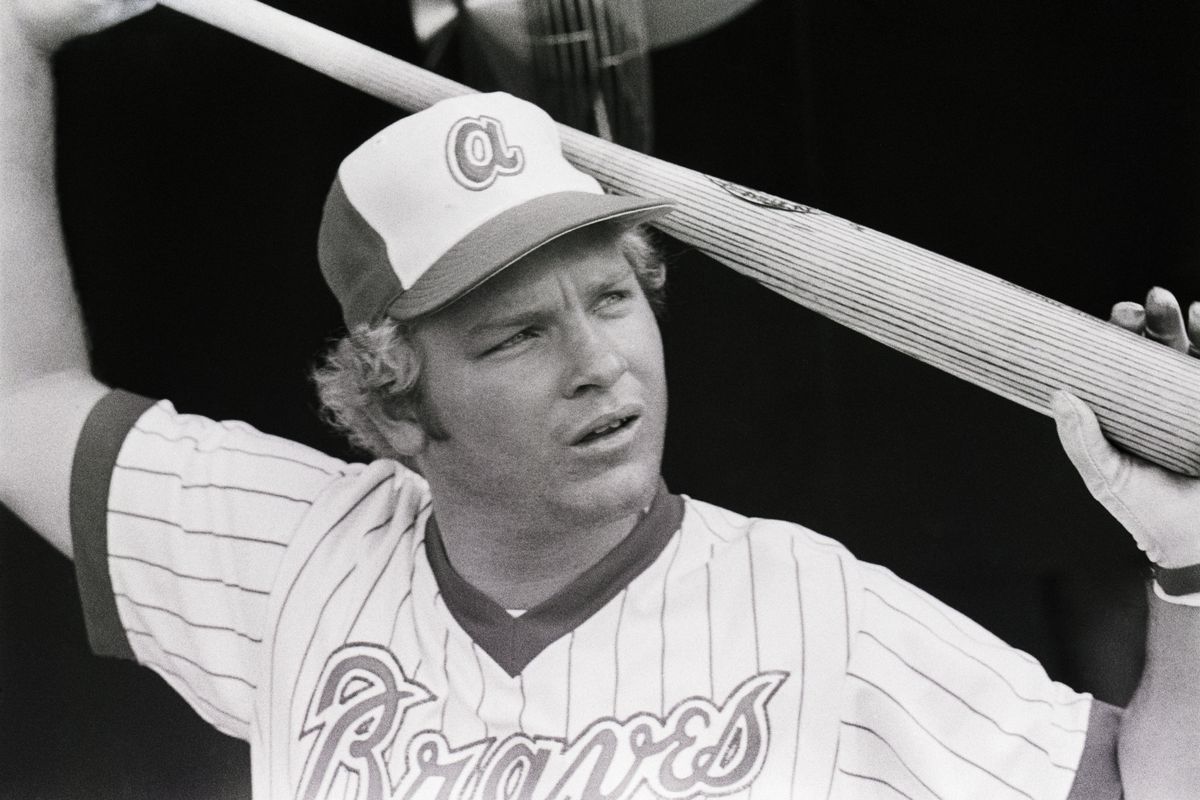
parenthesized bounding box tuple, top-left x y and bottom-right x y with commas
(1066, 698, 1122, 800)
(70, 389, 159, 660)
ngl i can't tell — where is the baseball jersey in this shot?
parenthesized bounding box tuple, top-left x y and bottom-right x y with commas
(71, 390, 1121, 799)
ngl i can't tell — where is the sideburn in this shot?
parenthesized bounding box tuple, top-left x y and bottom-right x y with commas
(409, 381, 451, 442)
(379, 321, 452, 443)
(380, 381, 450, 442)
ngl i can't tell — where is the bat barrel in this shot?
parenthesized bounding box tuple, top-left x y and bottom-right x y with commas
(160, 0, 1200, 476)
(564, 127, 1200, 475)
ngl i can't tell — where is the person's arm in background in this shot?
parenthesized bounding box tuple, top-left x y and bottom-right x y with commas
(1052, 288, 1200, 799)
(0, 0, 155, 556)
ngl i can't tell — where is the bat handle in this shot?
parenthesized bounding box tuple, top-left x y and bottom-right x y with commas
(154, 0, 623, 188)
(157, 0, 472, 112)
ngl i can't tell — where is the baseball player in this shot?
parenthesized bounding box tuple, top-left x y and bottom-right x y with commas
(3, 3, 1200, 799)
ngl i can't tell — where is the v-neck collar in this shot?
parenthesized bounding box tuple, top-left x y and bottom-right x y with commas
(423, 482, 685, 677)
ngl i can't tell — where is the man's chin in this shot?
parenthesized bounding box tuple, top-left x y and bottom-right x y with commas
(552, 460, 662, 524)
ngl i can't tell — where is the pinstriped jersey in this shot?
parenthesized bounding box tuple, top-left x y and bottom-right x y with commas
(72, 392, 1117, 800)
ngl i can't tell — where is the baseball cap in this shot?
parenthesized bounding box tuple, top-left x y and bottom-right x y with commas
(318, 92, 675, 328)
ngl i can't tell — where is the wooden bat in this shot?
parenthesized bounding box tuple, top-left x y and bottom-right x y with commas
(158, 0, 1200, 476)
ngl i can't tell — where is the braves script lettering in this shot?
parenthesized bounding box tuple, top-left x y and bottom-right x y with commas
(299, 645, 787, 800)
(446, 116, 525, 190)
(298, 645, 434, 800)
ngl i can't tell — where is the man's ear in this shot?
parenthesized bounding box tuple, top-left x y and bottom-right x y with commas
(386, 418, 428, 457)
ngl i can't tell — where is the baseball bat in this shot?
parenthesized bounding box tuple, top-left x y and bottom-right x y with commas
(157, 0, 1200, 476)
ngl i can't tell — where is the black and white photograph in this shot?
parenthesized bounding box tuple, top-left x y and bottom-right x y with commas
(2, 1, 1199, 797)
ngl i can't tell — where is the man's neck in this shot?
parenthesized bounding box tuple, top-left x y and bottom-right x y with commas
(428, 501, 642, 611)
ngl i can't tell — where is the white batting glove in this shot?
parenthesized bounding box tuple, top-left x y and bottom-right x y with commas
(1050, 389, 1200, 570)
(1050, 286, 1200, 576)
(1109, 285, 1200, 356)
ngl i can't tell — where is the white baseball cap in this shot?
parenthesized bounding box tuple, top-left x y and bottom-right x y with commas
(318, 92, 675, 328)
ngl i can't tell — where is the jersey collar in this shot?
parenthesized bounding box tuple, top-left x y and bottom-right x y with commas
(424, 481, 684, 676)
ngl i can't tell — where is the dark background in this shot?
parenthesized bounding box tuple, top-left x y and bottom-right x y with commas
(3, 0, 1199, 796)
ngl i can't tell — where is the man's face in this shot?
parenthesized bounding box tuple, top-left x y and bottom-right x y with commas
(407, 225, 667, 529)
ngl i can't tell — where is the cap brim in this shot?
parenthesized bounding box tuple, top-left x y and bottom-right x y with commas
(386, 191, 675, 321)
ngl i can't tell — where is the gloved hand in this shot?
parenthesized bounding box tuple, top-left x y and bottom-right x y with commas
(1050, 287, 1200, 570)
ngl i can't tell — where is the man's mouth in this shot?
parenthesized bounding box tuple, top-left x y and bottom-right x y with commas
(574, 414, 639, 445)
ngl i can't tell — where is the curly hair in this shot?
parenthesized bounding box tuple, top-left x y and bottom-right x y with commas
(311, 224, 667, 464)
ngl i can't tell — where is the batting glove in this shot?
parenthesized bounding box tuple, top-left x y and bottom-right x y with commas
(1050, 286, 1200, 580)
(1051, 389, 1200, 570)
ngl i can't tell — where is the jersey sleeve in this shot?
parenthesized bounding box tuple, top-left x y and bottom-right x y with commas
(70, 390, 352, 740)
(832, 561, 1121, 800)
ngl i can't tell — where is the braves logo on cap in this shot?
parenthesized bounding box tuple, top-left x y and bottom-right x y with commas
(446, 115, 525, 191)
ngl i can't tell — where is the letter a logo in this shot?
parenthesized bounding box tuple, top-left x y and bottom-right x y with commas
(446, 116, 526, 191)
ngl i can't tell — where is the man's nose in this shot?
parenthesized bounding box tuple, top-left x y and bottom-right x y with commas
(561, 320, 628, 397)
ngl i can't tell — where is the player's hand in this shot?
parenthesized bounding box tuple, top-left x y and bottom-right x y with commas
(1049, 287, 1200, 568)
(1, 0, 155, 54)
(1107, 285, 1200, 355)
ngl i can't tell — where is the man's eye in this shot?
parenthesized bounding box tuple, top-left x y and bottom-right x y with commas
(597, 289, 632, 310)
(487, 328, 538, 354)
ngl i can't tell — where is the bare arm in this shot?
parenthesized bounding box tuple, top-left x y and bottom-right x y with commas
(1117, 593, 1200, 798)
(0, 1, 154, 556)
